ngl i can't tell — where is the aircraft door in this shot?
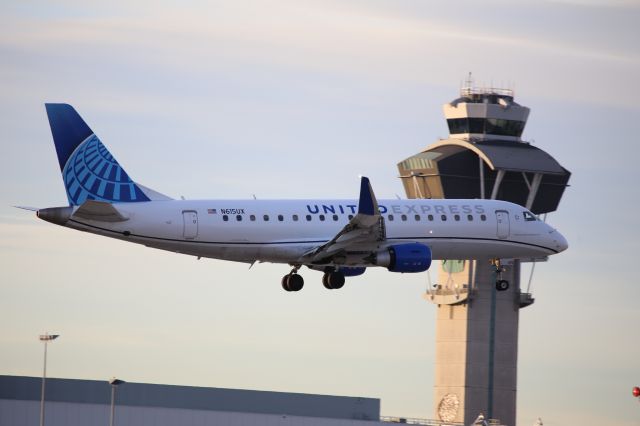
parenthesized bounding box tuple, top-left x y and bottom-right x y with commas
(182, 210, 198, 239)
(495, 210, 510, 239)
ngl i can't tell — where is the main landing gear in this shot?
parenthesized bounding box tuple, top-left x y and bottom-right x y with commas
(282, 266, 304, 292)
(322, 269, 345, 290)
(281, 267, 346, 292)
(491, 259, 510, 292)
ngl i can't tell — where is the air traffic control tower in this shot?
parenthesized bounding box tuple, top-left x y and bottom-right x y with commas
(397, 81, 570, 425)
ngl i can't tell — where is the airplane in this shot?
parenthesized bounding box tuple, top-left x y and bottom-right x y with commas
(24, 104, 568, 292)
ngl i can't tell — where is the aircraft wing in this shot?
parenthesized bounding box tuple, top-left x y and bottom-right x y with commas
(303, 177, 385, 264)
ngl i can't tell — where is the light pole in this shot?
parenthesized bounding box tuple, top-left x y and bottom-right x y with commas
(109, 377, 125, 426)
(39, 333, 59, 426)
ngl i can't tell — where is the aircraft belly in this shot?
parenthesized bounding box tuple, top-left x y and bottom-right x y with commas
(428, 239, 551, 260)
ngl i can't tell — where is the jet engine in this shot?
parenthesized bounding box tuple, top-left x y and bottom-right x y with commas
(374, 243, 432, 273)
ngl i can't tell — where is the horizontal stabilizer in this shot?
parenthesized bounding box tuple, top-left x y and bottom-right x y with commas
(72, 200, 129, 222)
(14, 206, 39, 211)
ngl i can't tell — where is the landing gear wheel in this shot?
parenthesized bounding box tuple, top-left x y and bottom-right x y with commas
(281, 275, 290, 291)
(281, 274, 304, 292)
(496, 279, 509, 292)
(322, 271, 345, 289)
(288, 274, 304, 292)
(322, 273, 331, 289)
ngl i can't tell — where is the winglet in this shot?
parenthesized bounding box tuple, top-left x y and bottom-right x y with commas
(358, 176, 379, 216)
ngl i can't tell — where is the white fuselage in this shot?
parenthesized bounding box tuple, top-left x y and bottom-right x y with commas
(63, 198, 567, 266)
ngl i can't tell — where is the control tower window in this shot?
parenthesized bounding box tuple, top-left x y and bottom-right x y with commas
(447, 118, 525, 137)
(486, 118, 525, 136)
(468, 118, 484, 133)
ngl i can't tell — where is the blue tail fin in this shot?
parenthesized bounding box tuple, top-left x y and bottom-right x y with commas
(45, 104, 150, 205)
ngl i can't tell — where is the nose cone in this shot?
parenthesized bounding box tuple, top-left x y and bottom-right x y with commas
(552, 229, 569, 253)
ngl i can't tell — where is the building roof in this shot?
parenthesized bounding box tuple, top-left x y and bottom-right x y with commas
(427, 139, 567, 175)
(0, 376, 379, 421)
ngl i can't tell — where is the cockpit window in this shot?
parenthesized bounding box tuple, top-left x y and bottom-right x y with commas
(523, 211, 537, 221)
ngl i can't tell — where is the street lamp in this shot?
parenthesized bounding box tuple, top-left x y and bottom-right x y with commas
(109, 377, 125, 426)
(39, 333, 59, 426)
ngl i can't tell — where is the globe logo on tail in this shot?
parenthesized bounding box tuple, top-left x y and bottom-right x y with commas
(62, 134, 149, 205)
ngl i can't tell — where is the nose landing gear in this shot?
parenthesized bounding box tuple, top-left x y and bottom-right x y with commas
(491, 259, 510, 292)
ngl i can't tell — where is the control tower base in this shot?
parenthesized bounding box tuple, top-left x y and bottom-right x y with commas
(430, 259, 521, 426)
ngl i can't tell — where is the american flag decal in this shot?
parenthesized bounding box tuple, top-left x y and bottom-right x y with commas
(207, 208, 217, 214)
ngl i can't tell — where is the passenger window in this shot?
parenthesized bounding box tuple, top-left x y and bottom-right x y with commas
(401, 214, 407, 221)
(332, 214, 338, 221)
(278, 214, 284, 222)
(306, 215, 312, 221)
(414, 214, 421, 221)
(467, 214, 473, 221)
(319, 214, 325, 221)
(480, 214, 487, 221)
(236, 215, 242, 221)
(428, 214, 434, 221)
(454, 214, 460, 221)
(223, 215, 229, 222)
(250, 215, 256, 221)
(292, 214, 298, 221)
(388, 215, 394, 221)
(263, 215, 269, 221)
(441, 215, 447, 221)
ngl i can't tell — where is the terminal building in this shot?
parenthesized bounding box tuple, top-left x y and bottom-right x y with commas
(0, 375, 385, 426)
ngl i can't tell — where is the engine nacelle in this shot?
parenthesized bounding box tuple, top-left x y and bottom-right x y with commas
(375, 243, 432, 273)
(337, 266, 366, 277)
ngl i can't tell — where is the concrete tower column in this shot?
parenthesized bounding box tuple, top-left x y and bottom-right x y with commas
(429, 260, 520, 425)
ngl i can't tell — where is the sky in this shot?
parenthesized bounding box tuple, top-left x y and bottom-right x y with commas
(1, 0, 639, 425)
